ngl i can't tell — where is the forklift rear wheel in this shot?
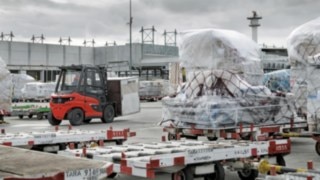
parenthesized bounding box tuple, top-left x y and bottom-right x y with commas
(18, 115, 23, 119)
(68, 108, 84, 126)
(315, 141, 320, 156)
(101, 105, 115, 123)
(48, 112, 62, 126)
(28, 114, 33, 119)
(204, 162, 225, 180)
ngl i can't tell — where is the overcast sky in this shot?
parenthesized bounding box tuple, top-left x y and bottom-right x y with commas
(0, 0, 319, 47)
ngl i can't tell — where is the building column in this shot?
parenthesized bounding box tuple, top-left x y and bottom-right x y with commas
(40, 70, 45, 82)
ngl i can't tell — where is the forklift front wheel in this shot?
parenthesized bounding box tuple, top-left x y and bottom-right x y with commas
(101, 105, 115, 123)
(68, 108, 84, 126)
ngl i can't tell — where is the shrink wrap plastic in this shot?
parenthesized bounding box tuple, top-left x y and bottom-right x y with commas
(263, 69, 291, 93)
(139, 80, 174, 98)
(11, 74, 35, 99)
(21, 82, 56, 100)
(0, 58, 12, 112)
(179, 29, 263, 85)
(288, 17, 320, 130)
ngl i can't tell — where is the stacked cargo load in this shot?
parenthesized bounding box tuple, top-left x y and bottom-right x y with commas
(0, 57, 12, 117)
(161, 29, 303, 129)
(11, 73, 35, 101)
(288, 17, 320, 131)
(139, 80, 173, 100)
(21, 81, 56, 101)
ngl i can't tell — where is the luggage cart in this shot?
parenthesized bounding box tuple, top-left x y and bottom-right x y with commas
(59, 138, 291, 180)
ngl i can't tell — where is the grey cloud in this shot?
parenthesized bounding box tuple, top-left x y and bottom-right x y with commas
(0, 0, 319, 47)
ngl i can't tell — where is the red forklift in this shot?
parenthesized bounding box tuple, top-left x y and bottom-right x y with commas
(48, 65, 140, 126)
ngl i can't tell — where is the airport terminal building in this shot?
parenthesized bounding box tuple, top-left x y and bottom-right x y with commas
(0, 41, 179, 82)
(0, 40, 288, 82)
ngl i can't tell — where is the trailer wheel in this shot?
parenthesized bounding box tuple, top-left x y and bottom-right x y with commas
(237, 169, 258, 180)
(275, 154, 286, 174)
(276, 155, 286, 166)
(101, 105, 115, 123)
(18, 115, 23, 119)
(68, 108, 84, 126)
(204, 162, 225, 180)
(37, 113, 43, 120)
(171, 166, 193, 180)
(207, 136, 218, 141)
(315, 141, 320, 156)
(28, 114, 33, 119)
(48, 112, 62, 125)
(168, 133, 177, 141)
(107, 173, 117, 178)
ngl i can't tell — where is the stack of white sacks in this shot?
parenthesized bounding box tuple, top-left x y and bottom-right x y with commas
(0, 57, 12, 113)
(288, 17, 320, 131)
(161, 29, 301, 129)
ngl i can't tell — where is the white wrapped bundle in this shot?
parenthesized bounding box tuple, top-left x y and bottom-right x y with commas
(43, 81, 56, 98)
(21, 82, 56, 100)
(11, 74, 35, 99)
(287, 17, 320, 65)
(179, 29, 264, 85)
(288, 17, 320, 131)
(139, 81, 162, 97)
(139, 80, 175, 98)
(0, 57, 12, 112)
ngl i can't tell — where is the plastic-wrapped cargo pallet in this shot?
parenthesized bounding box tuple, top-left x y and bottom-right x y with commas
(139, 80, 173, 99)
(288, 17, 320, 131)
(21, 81, 56, 101)
(0, 57, 12, 113)
(161, 29, 302, 129)
(11, 74, 35, 101)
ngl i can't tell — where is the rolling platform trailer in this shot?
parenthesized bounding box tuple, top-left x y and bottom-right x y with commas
(0, 126, 136, 152)
(10, 104, 50, 120)
(0, 145, 114, 180)
(59, 138, 291, 180)
(162, 120, 320, 156)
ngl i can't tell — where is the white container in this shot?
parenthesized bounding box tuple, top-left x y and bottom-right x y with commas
(107, 77, 140, 116)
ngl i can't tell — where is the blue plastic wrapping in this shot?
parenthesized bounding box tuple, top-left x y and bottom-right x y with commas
(263, 69, 290, 92)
